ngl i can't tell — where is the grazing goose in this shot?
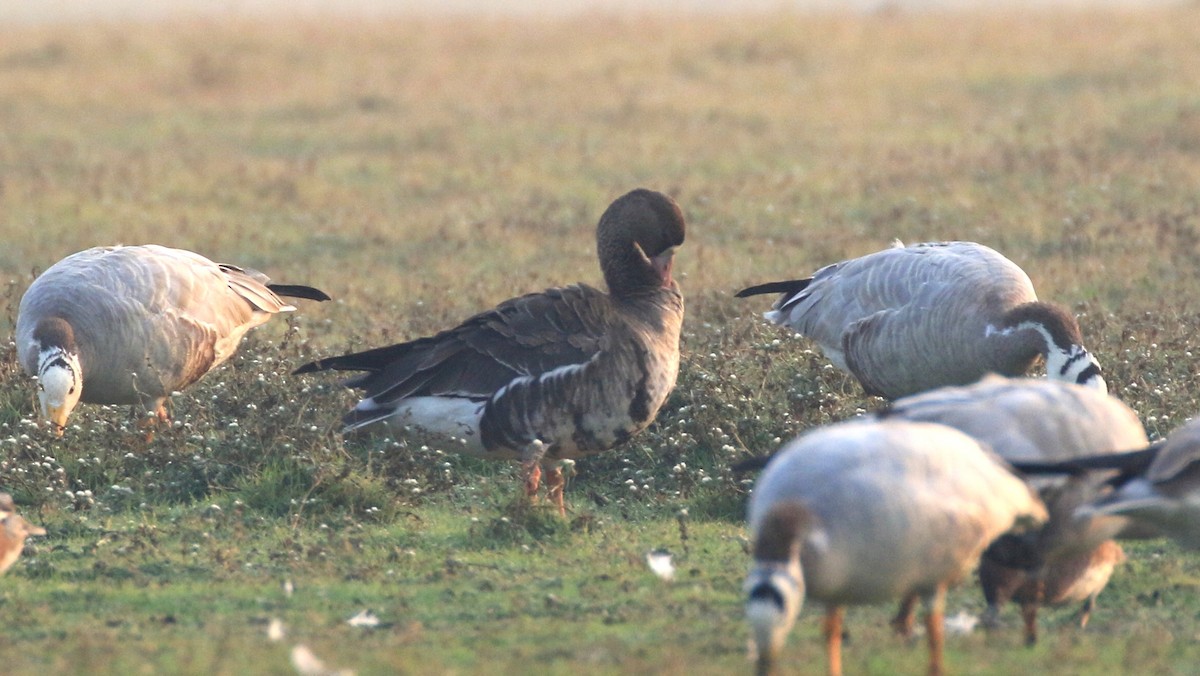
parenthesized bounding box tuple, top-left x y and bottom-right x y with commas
(17, 245, 330, 436)
(736, 241, 1106, 399)
(1017, 417, 1200, 550)
(745, 419, 1046, 676)
(293, 189, 686, 514)
(1, 493, 46, 576)
(978, 540, 1124, 645)
(881, 375, 1146, 644)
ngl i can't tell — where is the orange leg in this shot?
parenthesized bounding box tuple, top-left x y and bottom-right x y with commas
(543, 464, 566, 517)
(824, 605, 845, 676)
(925, 584, 946, 676)
(521, 461, 542, 502)
(892, 594, 918, 638)
(1076, 595, 1096, 630)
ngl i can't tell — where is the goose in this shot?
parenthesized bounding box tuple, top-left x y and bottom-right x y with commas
(1, 493, 46, 576)
(736, 241, 1106, 399)
(880, 375, 1147, 644)
(293, 188, 686, 514)
(17, 245, 330, 436)
(1015, 416, 1200, 550)
(745, 418, 1046, 676)
(978, 540, 1124, 645)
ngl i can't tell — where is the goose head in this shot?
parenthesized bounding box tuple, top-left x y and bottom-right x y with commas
(745, 503, 809, 675)
(31, 318, 83, 437)
(998, 302, 1107, 393)
(596, 189, 687, 297)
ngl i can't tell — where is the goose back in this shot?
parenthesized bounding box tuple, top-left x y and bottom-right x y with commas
(748, 419, 1045, 604)
(882, 375, 1146, 464)
(17, 245, 310, 406)
(741, 241, 1100, 398)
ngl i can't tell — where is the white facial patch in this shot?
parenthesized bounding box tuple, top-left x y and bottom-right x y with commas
(39, 365, 77, 407)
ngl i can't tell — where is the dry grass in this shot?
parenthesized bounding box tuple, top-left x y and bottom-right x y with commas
(2, 6, 1200, 674)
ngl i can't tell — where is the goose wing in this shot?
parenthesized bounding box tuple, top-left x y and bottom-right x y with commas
(295, 284, 613, 404)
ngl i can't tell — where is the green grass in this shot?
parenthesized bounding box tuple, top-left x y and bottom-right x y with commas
(4, 5, 1200, 674)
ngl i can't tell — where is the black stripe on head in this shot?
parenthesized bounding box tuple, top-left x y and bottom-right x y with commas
(748, 582, 786, 610)
(39, 353, 77, 383)
(1075, 362, 1102, 384)
(1002, 302, 1083, 351)
(1058, 349, 1086, 375)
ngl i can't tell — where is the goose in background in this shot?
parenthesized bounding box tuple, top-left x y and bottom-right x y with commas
(294, 189, 686, 515)
(1014, 416, 1200, 550)
(17, 244, 330, 436)
(745, 418, 1046, 676)
(880, 375, 1146, 644)
(1, 493, 46, 576)
(736, 241, 1106, 399)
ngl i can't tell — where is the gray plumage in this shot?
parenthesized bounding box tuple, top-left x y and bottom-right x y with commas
(293, 188, 687, 513)
(745, 418, 1045, 676)
(1079, 417, 1200, 550)
(736, 241, 1106, 398)
(17, 244, 329, 434)
(882, 375, 1146, 643)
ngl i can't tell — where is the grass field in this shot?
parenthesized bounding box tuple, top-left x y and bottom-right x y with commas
(3, 5, 1200, 674)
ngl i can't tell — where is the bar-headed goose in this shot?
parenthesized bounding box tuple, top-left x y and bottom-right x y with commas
(17, 245, 330, 436)
(745, 418, 1045, 676)
(1, 493, 46, 576)
(736, 241, 1106, 399)
(294, 189, 686, 514)
(1017, 416, 1200, 550)
(881, 375, 1146, 644)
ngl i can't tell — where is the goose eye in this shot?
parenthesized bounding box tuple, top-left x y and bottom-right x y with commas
(69, 387, 76, 395)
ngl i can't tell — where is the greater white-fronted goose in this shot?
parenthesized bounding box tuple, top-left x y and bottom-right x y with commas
(1, 493, 46, 576)
(1017, 416, 1200, 550)
(745, 419, 1045, 676)
(736, 241, 1106, 399)
(17, 245, 330, 436)
(293, 189, 687, 514)
(881, 375, 1146, 644)
(978, 540, 1124, 644)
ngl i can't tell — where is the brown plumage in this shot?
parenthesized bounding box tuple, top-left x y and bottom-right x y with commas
(736, 241, 1106, 398)
(979, 540, 1125, 645)
(0, 493, 46, 576)
(16, 245, 329, 436)
(744, 419, 1046, 676)
(880, 376, 1146, 643)
(294, 188, 687, 514)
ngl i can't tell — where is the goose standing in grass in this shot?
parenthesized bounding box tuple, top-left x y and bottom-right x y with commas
(745, 419, 1046, 676)
(736, 241, 1106, 399)
(1015, 416, 1200, 550)
(17, 245, 330, 436)
(294, 189, 686, 515)
(1, 493, 46, 576)
(881, 376, 1146, 644)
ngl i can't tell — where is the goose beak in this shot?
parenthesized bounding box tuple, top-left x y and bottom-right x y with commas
(44, 404, 68, 438)
(652, 247, 676, 287)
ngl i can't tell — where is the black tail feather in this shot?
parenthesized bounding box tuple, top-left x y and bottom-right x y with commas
(735, 278, 811, 299)
(292, 340, 420, 375)
(268, 283, 332, 302)
(1009, 444, 1163, 478)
